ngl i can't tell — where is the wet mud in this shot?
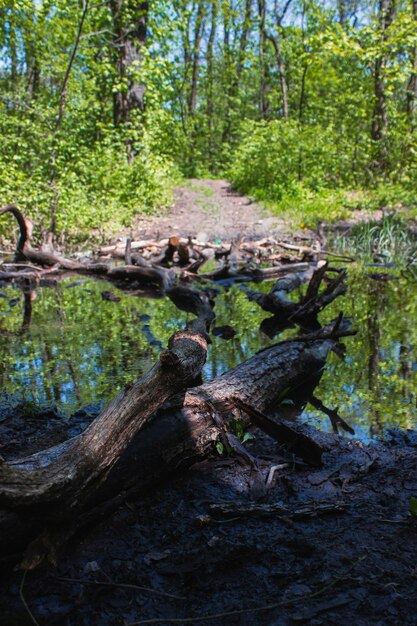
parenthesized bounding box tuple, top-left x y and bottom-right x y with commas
(1, 407, 417, 625)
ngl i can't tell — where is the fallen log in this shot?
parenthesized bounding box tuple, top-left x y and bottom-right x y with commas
(107, 264, 176, 290)
(0, 319, 351, 565)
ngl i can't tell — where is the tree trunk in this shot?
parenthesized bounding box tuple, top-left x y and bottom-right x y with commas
(371, 0, 396, 170)
(49, 0, 90, 236)
(188, 0, 205, 114)
(258, 0, 270, 118)
(261, 0, 292, 119)
(406, 0, 417, 125)
(110, 0, 148, 127)
(206, 0, 218, 168)
(236, 0, 253, 81)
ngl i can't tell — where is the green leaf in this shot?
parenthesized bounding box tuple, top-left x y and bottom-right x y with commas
(242, 432, 255, 444)
(409, 497, 417, 516)
(230, 418, 245, 440)
(215, 442, 224, 455)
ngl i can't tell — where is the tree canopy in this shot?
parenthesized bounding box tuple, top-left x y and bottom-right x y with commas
(1, 0, 417, 242)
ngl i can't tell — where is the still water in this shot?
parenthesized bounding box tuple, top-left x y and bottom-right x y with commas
(0, 268, 415, 441)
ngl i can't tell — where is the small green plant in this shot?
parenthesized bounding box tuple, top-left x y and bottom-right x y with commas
(410, 497, 417, 516)
(230, 418, 255, 444)
(215, 441, 224, 455)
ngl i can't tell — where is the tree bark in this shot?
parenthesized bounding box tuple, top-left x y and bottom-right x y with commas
(188, 0, 205, 114)
(206, 0, 218, 168)
(260, 0, 293, 119)
(264, 30, 289, 118)
(110, 0, 148, 127)
(49, 0, 90, 236)
(258, 0, 270, 118)
(407, 0, 417, 125)
(371, 0, 396, 170)
(236, 0, 253, 81)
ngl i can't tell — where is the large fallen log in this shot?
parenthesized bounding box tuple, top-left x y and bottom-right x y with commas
(0, 317, 351, 566)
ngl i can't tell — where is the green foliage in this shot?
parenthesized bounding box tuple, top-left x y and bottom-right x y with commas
(0, 0, 178, 244)
(229, 118, 364, 195)
(331, 214, 416, 263)
(410, 497, 417, 516)
(215, 441, 225, 455)
(228, 116, 417, 229)
(2, 0, 417, 239)
(0, 125, 176, 244)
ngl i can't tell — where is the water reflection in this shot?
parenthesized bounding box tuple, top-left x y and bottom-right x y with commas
(0, 268, 416, 441)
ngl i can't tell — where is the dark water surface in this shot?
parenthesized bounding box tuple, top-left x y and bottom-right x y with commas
(0, 267, 415, 441)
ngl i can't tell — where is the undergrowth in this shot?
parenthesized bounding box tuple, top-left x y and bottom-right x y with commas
(331, 213, 417, 263)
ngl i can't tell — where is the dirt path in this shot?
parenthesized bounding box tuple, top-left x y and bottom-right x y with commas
(138, 179, 288, 241)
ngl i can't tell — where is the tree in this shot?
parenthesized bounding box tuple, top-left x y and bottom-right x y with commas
(371, 0, 397, 169)
(110, 0, 148, 127)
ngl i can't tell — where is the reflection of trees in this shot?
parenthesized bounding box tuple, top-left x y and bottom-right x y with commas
(367, 282, 384, 437)
(21, 290, 34, 332)
(0, 273, 416, 435)
(0, 281, 154, 411)
(397, 279, 415, 420)
(399, 343, 413, 408)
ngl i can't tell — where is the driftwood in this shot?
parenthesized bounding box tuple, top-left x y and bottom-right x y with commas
(244, 262, 347, 337)
(0, 316, 352, 566)
(0, 206, 82, 270)
(0, 205, 328, 292)
(0, 205, 177, 291)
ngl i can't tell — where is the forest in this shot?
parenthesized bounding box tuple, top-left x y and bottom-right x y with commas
(1, 1, 417, 625)
(1, 0, 417, 241)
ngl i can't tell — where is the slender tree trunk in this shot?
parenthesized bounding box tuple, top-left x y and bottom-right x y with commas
(263, 30, 289, 118)
(371, 0, 396, 170)
(236, 0, 252, 81)
(6, 6, 18, 108)
(206, 1, 218, 169)
(406, 0, 417, 125)
(221, 1, 234, 144)
(110, 0, 148, 127)
(49, 0, 89, 237)
(297, 0, 308, 181)
(27, 54, 40, 100)
(338, 0, 346, 25)
(25, 1, 43, 101)
(221, 0, 252, 147)
(188, 0, 205, 114)
(257, 0, 270, 118)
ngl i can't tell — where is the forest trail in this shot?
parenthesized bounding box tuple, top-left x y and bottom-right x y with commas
(138, 179, 288, 241)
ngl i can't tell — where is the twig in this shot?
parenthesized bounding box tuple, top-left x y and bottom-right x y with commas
(266, 463, 289, 486)
(309, 395, 355, 435)
(19, 570, 40, 626)
(209, 500, 346, 519)
(125, 556, 367, 624)
(255, 318, 356, 356)
(56, 577, 185, 600)
(1, 263, 44, 272)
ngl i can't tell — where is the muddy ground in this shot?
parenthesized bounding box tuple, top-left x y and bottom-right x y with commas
(1, 404, 417, 626)
(133, 179, 290, 242)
